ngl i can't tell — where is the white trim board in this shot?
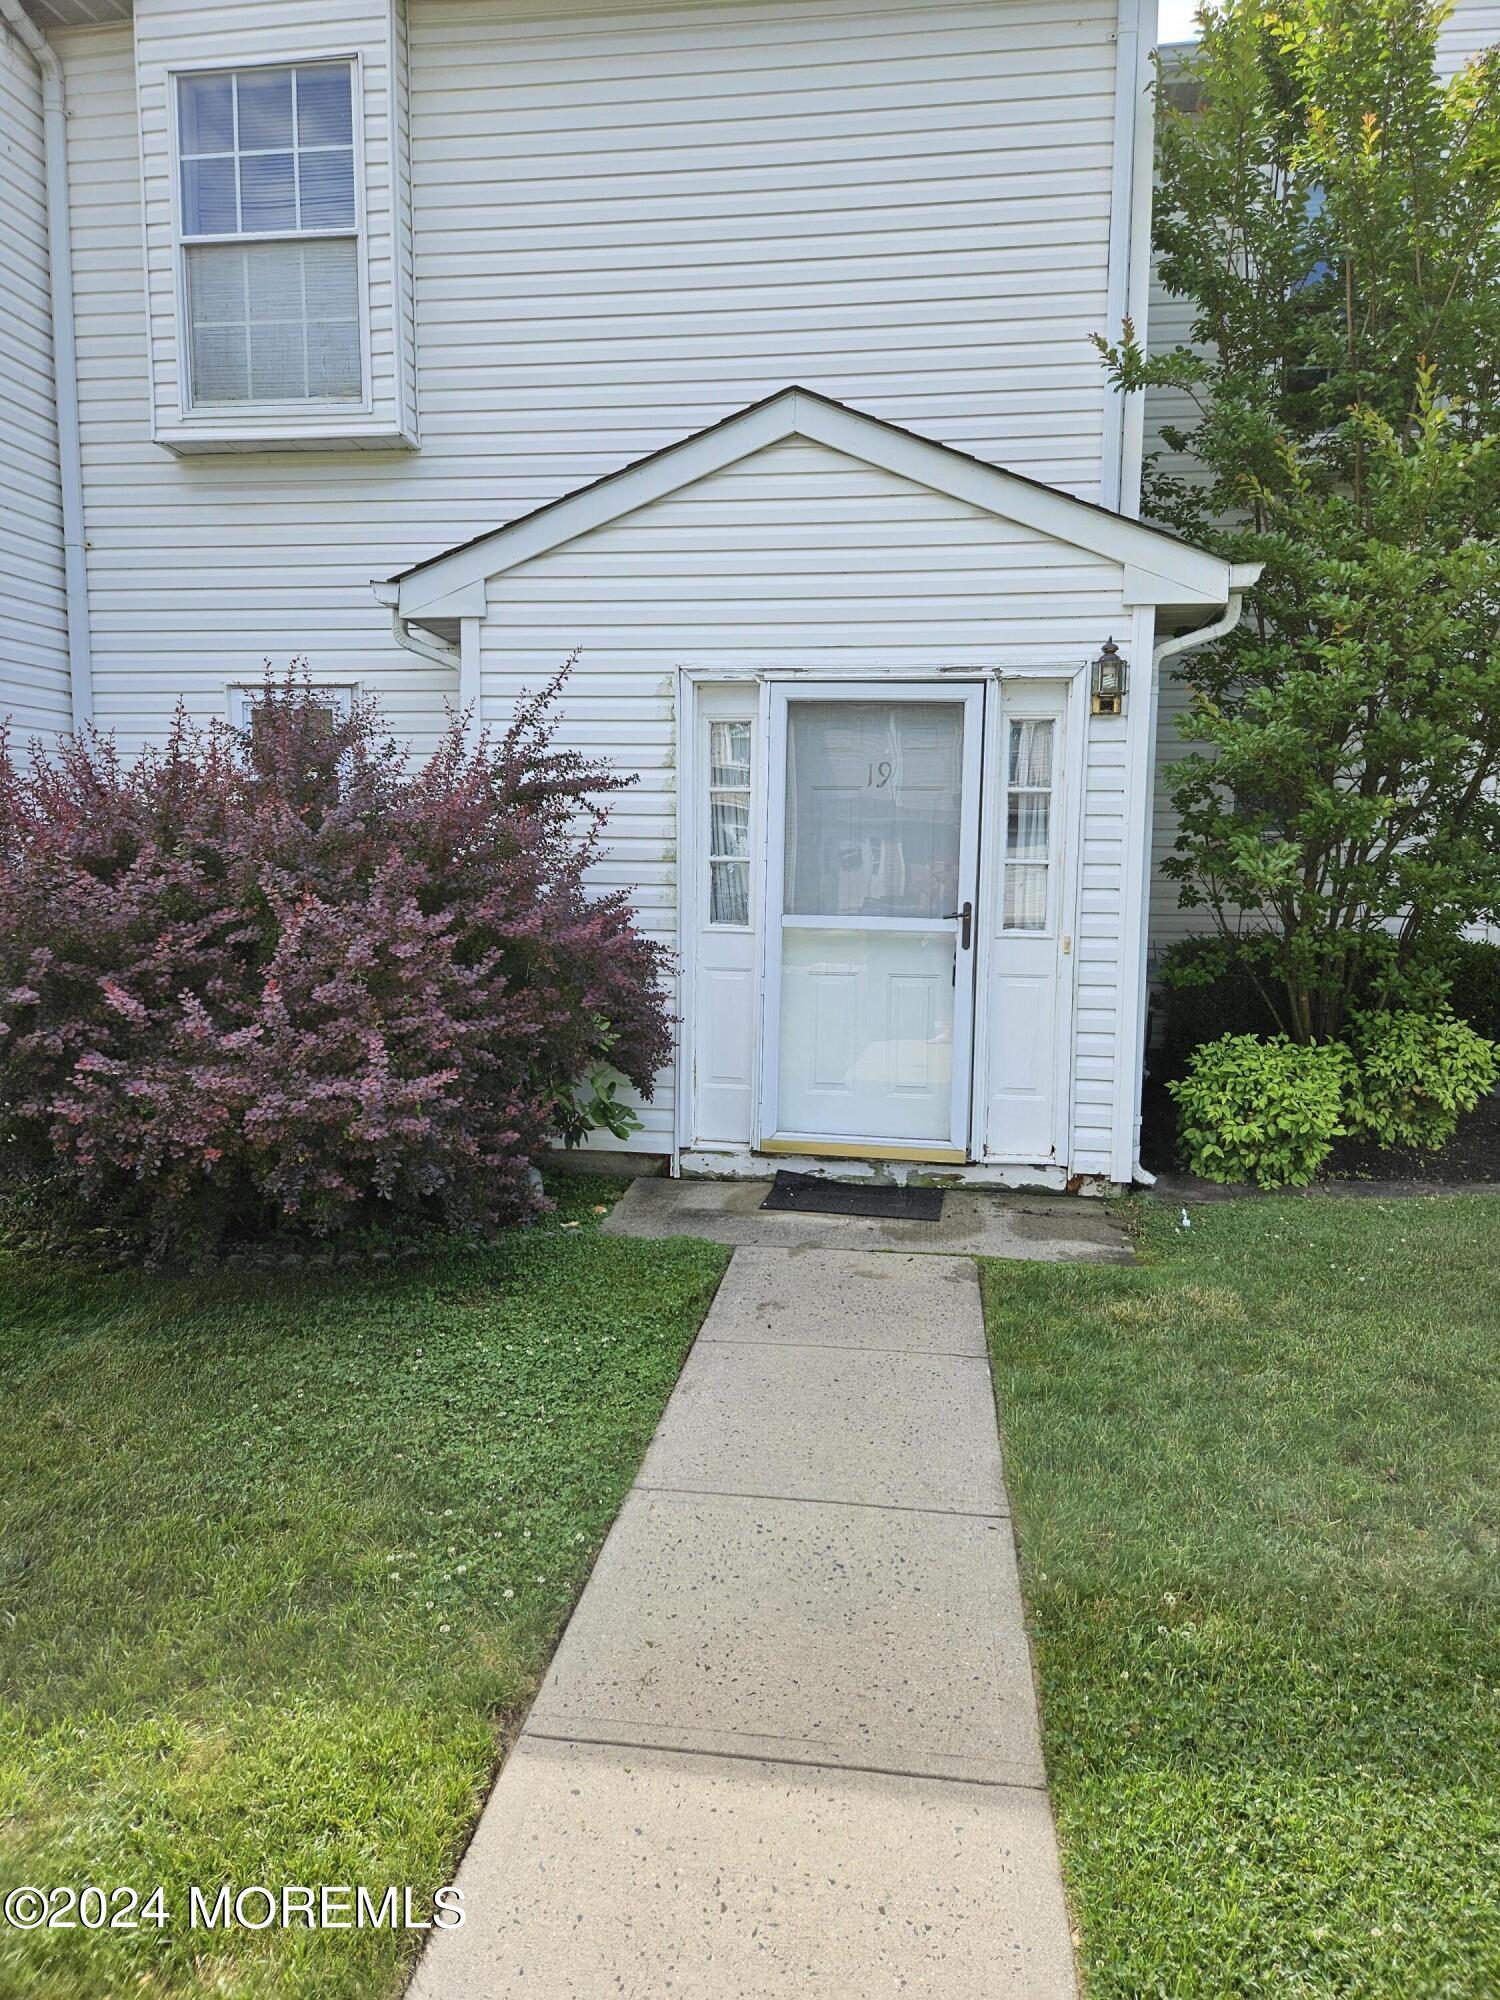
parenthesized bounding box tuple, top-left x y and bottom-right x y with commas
(388, 386, 1253, 621)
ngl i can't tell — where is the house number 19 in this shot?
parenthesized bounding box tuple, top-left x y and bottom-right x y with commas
(866, 760, 893, 788)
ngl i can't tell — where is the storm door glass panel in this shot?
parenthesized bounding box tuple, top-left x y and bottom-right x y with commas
(708, 719, 752, 927)
(778, 700, 966, 1144)
(1003, 718, 1054, 931)
(784, 702, 963, 919)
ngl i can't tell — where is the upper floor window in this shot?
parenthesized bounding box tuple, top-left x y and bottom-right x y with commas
(177, 63, 362, 409)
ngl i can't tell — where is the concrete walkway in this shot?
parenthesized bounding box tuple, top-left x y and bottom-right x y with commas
(410, 1247, 1078, 1999)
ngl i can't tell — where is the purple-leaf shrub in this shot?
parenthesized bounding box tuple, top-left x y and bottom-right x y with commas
(0, 667, 670, 1255)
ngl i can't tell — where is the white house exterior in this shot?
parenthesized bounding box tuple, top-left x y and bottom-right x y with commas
(0, 0, 1281, 1187)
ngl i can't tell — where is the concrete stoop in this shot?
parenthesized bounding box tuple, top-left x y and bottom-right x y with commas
(602, 1174, 1132, 1261)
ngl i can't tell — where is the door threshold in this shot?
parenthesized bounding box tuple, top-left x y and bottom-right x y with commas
(758, 1137, 968, 1166)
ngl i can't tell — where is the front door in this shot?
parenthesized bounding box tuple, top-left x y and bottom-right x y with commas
(761, 683, 983, 1160)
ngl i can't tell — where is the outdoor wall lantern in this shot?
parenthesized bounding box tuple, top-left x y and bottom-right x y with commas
(1091, 637, 1128, 716)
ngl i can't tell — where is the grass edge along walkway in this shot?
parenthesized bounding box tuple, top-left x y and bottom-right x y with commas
(0, 1177, 728, 2000)
(982, 1194, 1499, 2000)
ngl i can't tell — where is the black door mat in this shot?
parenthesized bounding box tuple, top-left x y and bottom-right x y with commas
(760, 1171, 944, 1221)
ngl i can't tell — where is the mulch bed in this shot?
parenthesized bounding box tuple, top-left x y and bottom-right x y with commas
(1140, 1065, 1500, 1191)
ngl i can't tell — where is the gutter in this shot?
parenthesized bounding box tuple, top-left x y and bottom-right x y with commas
(1128, 566, 1264, 1186)
(1, 0, 91, 732)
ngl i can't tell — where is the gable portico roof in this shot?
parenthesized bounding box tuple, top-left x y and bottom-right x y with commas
(378, 386, 1260, 622)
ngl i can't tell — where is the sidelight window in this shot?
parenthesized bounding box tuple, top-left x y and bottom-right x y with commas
(1003, 718, 1054, 931)
(707, 720, 753, 927)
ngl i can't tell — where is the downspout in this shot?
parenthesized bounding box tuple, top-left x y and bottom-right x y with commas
(1128, 569, 1262, 1186)
(1, 0, 91, 731)
(370, 578, 478, 746)
(1101, 0, 1156, 513)
(370, 581, 461, 669)
(1151, 586, 1256, 679)
(1118, 0, 1158, 517)
(1099, 0, 1142, 512)
(385, 607, 461, 673)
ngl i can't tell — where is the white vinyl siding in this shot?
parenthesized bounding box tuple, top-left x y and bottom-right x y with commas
(46, 0, 1126, 753)
(478, 436, 1136, 1174)
(0, 30, 70, 752)
(1436, 0, 1500, 77)
(411, 0, 1120, 493)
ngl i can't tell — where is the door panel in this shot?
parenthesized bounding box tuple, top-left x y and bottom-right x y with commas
(763, 684, 982, 1154)
(778, 928, 955, 1141)
(985, 967, 1057, 1158)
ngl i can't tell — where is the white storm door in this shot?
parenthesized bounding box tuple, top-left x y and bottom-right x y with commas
(762, 684, 983, 1156)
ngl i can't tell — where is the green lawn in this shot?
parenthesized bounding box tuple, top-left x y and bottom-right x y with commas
(983, 1196, 1499, 1999)
(0, 1177, 727, 1999)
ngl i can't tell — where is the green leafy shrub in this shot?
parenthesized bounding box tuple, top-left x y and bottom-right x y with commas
(1168, 1034, 1353, 1189)
(1345, 1009, 1499, 1152)
(1446, 938, 1500, 1042)
(1155, 936, 1282, 1073)
(1155, 932, 1500, 1080)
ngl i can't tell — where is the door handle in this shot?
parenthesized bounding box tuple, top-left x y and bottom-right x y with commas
(947, 901, 974, 950)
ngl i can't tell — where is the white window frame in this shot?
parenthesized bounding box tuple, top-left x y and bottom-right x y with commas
(170, 54, 373, 422)
(969, 672, 1079, 1170)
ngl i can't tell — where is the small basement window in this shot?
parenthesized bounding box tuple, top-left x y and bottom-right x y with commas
(229, 684, 355, 764)
(230, 684, 353, 730)
(177, 63, 363, 409)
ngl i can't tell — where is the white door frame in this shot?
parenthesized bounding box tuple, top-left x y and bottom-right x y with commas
(757, 679, 986, 1162)
(968, 669, 1083, 1167)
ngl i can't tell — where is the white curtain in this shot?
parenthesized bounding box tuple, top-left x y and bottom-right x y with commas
(1008, 718, 1054, 789)
(1007, 790, 1050, 861)
(1004, 863, 1048, 930)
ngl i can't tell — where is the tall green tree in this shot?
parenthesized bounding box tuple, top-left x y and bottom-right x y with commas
(1104, 0, 1500, 1041)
